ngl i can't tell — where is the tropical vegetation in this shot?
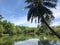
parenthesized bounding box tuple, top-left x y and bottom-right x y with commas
(0, 15, 60, 40)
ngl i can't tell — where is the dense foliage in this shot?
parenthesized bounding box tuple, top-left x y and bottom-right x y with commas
(0, 15, 60, 39)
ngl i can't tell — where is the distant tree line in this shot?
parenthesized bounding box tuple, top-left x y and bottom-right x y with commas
(0, 15, 60, 37)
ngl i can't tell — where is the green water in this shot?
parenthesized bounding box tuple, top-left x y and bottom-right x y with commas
(0, 34, 60, 45)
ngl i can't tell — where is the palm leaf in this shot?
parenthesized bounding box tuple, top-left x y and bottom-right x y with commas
(27, 8, 32, 21)
(44, 0, 58, 3)
(43, 2, 56, 8)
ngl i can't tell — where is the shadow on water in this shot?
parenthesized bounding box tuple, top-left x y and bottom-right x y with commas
(38, 39, 58, 45)
(0, 35, 60, 45)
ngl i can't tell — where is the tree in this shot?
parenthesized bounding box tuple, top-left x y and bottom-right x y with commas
(25, 0, 60, 38)
(0, 15, 4, 21)
(16, 26, 22, 34)
(0, 15, 4, 36)
(0, 15, 4, 25)
(3, 20, 16, 35)
(0, 25, 4, 37)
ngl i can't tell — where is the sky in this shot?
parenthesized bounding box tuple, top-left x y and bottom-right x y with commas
(0, 0, 60, 27)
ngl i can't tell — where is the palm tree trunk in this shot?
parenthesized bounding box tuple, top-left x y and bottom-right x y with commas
(41, 15, 60, 39)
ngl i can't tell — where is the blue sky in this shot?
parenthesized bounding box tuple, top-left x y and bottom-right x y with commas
(0, 0, 60, 27)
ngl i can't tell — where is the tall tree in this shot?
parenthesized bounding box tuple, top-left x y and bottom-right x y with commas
(25, 0, 60, 38)
(0, 25, 4, 36)
(3, 20, 16, 35)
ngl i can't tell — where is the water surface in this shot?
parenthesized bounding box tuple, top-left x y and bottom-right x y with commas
(14, 38, 39, 45)
(0, 35, 60, 45)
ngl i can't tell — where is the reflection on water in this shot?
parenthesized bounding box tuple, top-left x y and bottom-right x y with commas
(0, 35, 60, 45)
(14, 39, 39, 45)
(14, 39, 59, 45)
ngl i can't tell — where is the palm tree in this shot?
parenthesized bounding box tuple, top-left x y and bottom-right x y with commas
(25, 0, 60, 38)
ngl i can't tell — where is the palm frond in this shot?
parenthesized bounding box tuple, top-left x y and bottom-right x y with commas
(43, 2, 56, 8)
(25, 0, 32, 3)
(44, 0, 58, 3)
(27, 8, 33, 21)
(43, 6, 53, 14)
(31, 16, 33, 23)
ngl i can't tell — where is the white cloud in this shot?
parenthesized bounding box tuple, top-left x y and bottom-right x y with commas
(51, 21, 60, 26)
(52, 6, 60, 19)
(12, 15, 27, 25)
(12, 15, 38, 27)
(50, 5, 60, 26)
